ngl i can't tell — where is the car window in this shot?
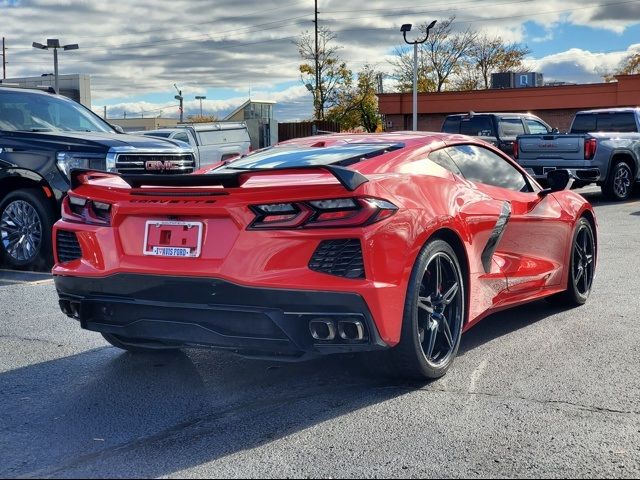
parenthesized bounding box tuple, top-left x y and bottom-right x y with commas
(459, 117, 495, 137)
(428, 149, 462, 176)
(444, 144, 529, 192)
(571, 114, 597, 134)
(572, 112, 638, 133)
(442, 117, 461, 133)
(525, 119, 550, 134)
(0, 90, 113, 133)
(143, 131, 172, 138)
(596, 112, 638, 132)
(173, 132, 190, 143)
(499, 118, 526, 137)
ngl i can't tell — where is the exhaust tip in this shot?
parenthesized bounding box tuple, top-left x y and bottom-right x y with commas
(309, 319, 336, 341)
(338, 320, 366, 342)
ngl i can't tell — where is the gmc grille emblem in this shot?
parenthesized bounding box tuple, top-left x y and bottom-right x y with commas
(145, 160, 179, 171)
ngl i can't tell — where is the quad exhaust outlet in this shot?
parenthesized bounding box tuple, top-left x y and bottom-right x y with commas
(308, 318, 366, 343)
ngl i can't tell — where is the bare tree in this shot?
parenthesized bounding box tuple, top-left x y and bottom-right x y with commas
(471, 35, 530, 89)
(603, 50, 640, 82)
(296, 27, 352, 120)
(424, 17, 477, 92)
(389, 46, 437, 93)
(452, 59, 482, 91)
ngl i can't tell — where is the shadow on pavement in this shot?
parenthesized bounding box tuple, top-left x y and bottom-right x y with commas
(0, 301, 567, 478)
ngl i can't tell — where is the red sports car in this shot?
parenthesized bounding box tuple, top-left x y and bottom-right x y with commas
(52, 133, 597, 379)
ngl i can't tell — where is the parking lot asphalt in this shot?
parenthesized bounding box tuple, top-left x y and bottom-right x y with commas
(1, 187, 639, 478)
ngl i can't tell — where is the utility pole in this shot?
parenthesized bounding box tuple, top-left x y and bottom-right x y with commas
(2, 37, 6, 79)
(314, 0, 320, 120)
(103, 106, 107, 119)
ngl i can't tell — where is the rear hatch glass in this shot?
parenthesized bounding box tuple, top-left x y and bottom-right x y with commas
(224, 144, 400, 170)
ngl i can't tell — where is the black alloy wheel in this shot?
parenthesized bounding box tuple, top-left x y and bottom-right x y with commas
(417, 252, 464, 366)
(391, 239, 465, 379)
(0, 189, 54, 270)
(572, 220, 596, 300)
(547, 217, 596, 306)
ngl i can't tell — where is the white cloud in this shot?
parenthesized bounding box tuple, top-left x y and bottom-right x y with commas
(530, 44, 640, 83)
(1, 0, 638, 119)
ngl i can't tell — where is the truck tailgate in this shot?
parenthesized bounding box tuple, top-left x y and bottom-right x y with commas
(518, 134, 585, 160)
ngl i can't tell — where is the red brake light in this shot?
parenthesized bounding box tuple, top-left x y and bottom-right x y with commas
(584, 138, 597, 160)
(513, 139, 519, 159)
(249, 198, 398, 230)
(62, 195, 112, 226)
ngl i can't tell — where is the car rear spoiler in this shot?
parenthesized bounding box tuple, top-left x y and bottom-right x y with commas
(71, 165, 369, 192)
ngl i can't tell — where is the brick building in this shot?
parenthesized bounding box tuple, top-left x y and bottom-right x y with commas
(378, 74, 640, 133)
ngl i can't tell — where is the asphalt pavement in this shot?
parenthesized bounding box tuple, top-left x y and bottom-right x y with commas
(1, 187, 639, 478)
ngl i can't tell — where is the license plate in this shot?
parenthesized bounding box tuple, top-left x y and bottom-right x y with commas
(143, 221, 203, 258)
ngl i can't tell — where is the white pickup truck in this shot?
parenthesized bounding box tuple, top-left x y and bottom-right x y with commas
(140, 122, 251, 168)
(515, 108, 640, 201)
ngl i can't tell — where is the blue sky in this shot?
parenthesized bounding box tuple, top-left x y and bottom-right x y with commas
(1, 0, 639, 121)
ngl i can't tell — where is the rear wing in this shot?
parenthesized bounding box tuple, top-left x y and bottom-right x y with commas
(70, 165, 369, 192)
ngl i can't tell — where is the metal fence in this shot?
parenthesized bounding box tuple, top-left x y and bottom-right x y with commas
(278, 121, 341, 142)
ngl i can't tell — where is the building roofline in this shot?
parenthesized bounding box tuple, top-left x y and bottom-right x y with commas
(223, 99, 277, 121)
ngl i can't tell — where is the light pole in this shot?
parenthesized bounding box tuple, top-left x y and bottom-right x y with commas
(32, 39, 79, 94)
(400, 21, 436, 131)
(195, 95, 206, 117)
(174, 84, 184, 123)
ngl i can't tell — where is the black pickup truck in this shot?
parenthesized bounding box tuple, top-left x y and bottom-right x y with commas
(0, 85, 196, 270)
(441, 112, 555, 157)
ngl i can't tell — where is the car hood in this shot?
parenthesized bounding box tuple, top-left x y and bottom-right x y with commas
(1, 130, 190, 152)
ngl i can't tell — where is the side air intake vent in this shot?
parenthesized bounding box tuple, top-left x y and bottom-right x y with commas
(309, 239, 365, 279)
(56, 230, 82, 263)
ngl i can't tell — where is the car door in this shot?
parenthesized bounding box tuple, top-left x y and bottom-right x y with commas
(497, 117, 526, 157)
(443, 143, 572, 295)
(171, 131, 200, 168)
(459, 115, 498, 148)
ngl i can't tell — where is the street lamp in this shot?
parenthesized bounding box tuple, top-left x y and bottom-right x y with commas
(195, 95, 206, 117)
(174, 83, 184, 123)
(401, 20, 437, 131)
(32, 39, 79, 94)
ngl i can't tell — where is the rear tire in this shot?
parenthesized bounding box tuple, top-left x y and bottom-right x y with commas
(101, 333, 180, 353)
(546, 217, 596, 307)
(0, 189, 55, 271)
(602, 162, 633, 201)
(389, 239, 466, 380)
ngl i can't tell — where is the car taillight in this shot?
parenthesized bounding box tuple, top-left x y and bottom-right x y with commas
(513, 139, 519, 159)
(584, 138, 597, 160)
(62, 195, 112, 226)
(249, 197, 398, 230)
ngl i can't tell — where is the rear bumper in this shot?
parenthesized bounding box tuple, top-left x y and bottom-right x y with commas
(54, 274, 388, 360)
(520, 160, 605, 183)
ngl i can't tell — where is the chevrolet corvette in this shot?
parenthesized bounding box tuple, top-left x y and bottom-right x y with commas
(52, 132, 597, 379)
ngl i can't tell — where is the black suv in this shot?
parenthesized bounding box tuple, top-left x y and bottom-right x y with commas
(441, 112, 555, 157)
(0, 86, 196, 270)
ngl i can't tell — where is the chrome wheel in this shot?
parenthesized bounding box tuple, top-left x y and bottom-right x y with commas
(0, 200, 43, 263)
(573, 223, 595, 296)
(613, 164, 632, 199)
(417, 252, 464, 366)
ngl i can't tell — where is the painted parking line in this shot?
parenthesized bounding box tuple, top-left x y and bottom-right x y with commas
(0, 270, 53, 286)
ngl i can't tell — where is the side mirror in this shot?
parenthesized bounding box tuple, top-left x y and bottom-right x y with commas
(540, 169, 573, 196)
(111, 124, 125, 134)
(551, 128, 560, 134)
